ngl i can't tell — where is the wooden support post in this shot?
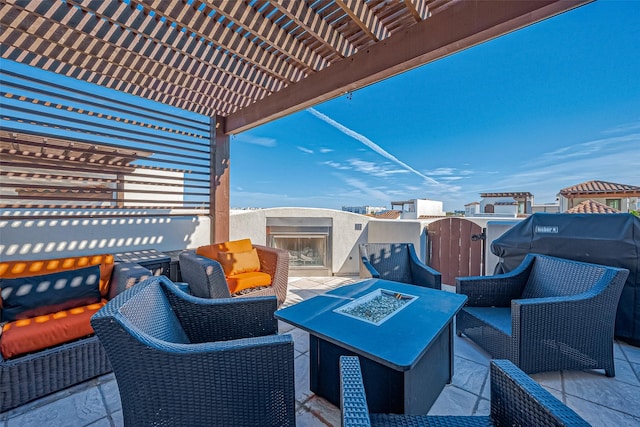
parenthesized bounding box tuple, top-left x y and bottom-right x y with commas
(210, 115, 230, 243)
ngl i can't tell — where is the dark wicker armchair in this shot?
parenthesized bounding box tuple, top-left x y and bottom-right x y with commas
(179, 244, 289, 307)
(340, 356, 589, 426)
(456, 253, 629, 377)
(359, 243, 441, 289)
(91, 276, 295, 427)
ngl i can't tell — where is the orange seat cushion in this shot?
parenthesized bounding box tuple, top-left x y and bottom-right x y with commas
(0, 255, 115, 297)
(196, 238, 253, 262)
(217, 248, 261, 276)
(226, 271, 272, 294)
(0, 300, 107, 359)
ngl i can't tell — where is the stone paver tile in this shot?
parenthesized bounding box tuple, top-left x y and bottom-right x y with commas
(295, 353, 314, 404)
(453, 336, 490, 365)
(287, 327, 310, 355)
(289, 288, 324, 301)
(303, 395, 340, 427)
(541, 385, 564, 402)
(428, 385, 478, 416)
(566, 395, 640, 427)
(530, 370, 562, 392)
(614, 341, 626, 360)
(6, 387, 106, 427)
(278, 319, 296, 333)
(289, 277, 332, 289)
(475, 398, 490, 416)
(322, 277, 357, 289)
(632, 362, 640, 381)
(110, 410, 124, 427)
(85, 418, 112, 427)
(296, 406, 332, 427)
(613, 359, 640, 387)
(620, 341, 640, 365)
(563, 370, 640, 418)
(98, 378, 122, 413)
(452, 357, 488, 395)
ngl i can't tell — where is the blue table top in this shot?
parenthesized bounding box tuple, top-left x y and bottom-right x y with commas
(275, 279, 467, 370)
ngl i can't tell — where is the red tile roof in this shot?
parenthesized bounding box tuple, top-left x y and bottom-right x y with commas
(370, 210, 402, 219)
(480, 192, 533, 198)
(566, 199, 620, 214)
(559, 180, 640, 196)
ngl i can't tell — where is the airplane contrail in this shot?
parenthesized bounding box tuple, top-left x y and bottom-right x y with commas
(307, 108, 440, 185)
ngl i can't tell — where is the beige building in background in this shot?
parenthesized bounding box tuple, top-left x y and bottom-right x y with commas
(558, 180, 639, 213)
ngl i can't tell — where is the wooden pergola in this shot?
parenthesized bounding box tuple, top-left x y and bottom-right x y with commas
(0, 0, 592, 242)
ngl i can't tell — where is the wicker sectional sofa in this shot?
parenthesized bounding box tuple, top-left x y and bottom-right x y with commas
(0, 254, 152, 412)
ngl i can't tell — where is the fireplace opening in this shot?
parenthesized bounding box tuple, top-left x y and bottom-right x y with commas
(266, 217, 332, 275)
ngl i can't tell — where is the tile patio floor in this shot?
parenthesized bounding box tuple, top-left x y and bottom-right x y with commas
(2, 275, 640, 426)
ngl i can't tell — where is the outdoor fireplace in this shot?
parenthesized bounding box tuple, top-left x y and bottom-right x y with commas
(266, 217, 332, 275)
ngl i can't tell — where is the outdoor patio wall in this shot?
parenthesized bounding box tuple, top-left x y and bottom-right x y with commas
(229, 207, 365, 275)
(229, 208, 427, 276)
(366, 219, 426, 259)
(0, 211, 211, 261)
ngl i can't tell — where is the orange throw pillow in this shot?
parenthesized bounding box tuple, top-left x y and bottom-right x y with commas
(196, 238, 253, 262)
(217, 248, 261, 276)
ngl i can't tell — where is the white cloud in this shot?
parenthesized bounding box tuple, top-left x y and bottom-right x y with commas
(307, 107, 441, 185)
(531, 133, 640, 166)
(323, 160, 351, 170)
(348, 159, 409, 178)
(602, 120, 640, 135)
(319, 148, 334, 153)
(297, 146, 314, 154)
(341, 175, 392, 200)
(233, 134, 276, 147)
(424, 167, 457, 176)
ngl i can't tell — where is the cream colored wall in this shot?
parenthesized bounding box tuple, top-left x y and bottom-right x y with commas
(229, 207, 372, 275)
(560, 196, 637, 212)
(0, 210, 210, 261)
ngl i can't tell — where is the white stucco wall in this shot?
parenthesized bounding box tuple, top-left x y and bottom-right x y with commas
(228, 208, 430, 275)
(229, 207, 370, 275)
(0, 210, 210, 261)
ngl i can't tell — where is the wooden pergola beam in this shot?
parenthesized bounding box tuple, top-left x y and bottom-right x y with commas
(334, 0, 391, 42)
(270, 0, 357, 58)
(403, 0, 430, 22)
(225, 0, 593, 134)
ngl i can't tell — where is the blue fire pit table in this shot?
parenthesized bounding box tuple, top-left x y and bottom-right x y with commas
(276, 279, 467, 415)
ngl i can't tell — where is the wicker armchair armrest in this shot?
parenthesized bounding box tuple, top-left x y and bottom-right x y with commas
(340, 356, 372, 427)
(163, 283, 279, 342)
(254, 244, 289, 306)
(408, 249, 441, 289)
(108, 262, 153, 299)
(490, 359, 589, 425)
(456, 255, 535, 307)
(359, 245, 379, 279)
(179, 250, 231, 299)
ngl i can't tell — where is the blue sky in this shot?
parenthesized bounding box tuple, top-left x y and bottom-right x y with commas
(230, 0, 640, 212)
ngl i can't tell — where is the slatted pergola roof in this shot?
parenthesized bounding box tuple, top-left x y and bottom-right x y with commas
(1, 0, 592, 134)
